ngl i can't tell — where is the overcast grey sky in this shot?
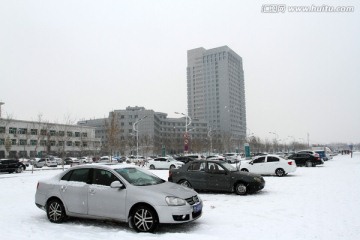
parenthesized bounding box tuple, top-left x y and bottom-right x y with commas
(1, 0, 359, 145)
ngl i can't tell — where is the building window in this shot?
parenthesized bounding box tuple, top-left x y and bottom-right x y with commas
(11, 139, 17, 145)
(67, 131, 73, 137)
(50, 130, 56, 136)
(82, 132, 87, 138)
(40, 129, 47, 136)
(50, 141, 56, 146)
(58, 131, 65, 136)
(0, 138, 4, 145)
(75, 132, 80, 137)
(66, 141, 73, 146)
(30, 140, 37, 146)
(19, 139, 27, 146)
(40, 140, 47, 146)
(75, 141, 80, 147)
(58, 141, 64, 146)
(19, 128, 27, 134)
(0, 127, 5, 133)
(9, 127, 17, 134)
(82, 142, 88, 147)
(31, 129, 38, 135)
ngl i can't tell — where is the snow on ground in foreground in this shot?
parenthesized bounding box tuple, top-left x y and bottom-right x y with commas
(1, 153, 360, 240)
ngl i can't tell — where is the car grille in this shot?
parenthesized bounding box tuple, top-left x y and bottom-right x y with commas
(185, 195, 200, 205)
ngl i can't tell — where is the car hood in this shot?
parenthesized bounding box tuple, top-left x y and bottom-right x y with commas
(231, 170, 262, 178)
(141, 181, 198, 198)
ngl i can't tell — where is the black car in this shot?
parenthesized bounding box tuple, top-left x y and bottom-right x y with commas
(287, 153, 324, 167)
(168, 160, 265, 195)
(0, 159, 26, 173)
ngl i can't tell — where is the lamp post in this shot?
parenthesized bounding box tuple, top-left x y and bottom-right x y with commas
(175, 112, 192, 153)
(133, 116, 148, 162)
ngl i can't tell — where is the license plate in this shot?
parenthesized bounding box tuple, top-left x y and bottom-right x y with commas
(193, 203, 202, 213)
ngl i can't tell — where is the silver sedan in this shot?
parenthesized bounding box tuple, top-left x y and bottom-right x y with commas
(35, 164, 202, 232)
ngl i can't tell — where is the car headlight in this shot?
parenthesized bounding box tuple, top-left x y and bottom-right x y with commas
(165, 196, 186, 206)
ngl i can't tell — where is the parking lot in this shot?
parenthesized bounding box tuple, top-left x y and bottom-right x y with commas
(1, 153, 360, 240)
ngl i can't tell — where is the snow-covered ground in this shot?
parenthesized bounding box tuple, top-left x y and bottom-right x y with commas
(1, 153, 360, 240)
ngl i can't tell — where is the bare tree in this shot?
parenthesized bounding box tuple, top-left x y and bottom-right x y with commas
(0, 114, 14, 158)
(104, 112, 121, 161)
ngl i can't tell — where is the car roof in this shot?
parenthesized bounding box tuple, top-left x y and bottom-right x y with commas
(69, 163, 139, 171)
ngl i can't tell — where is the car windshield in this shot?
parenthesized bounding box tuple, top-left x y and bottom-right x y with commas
(114, 167, 165, 186)
(220, 162, 238, 172)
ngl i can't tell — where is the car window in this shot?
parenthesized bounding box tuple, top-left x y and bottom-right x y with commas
(93, 169, 119, 186)
(207, 162, 225, 173)
(253, 157, 265, 163)
(115, 167, 165, 186)
(188, 162, 205, 171)
(68, 169, 90, 183)
(267, 156, 279, 162)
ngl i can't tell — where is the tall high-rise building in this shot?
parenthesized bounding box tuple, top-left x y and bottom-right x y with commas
(187, 46, 246, 142)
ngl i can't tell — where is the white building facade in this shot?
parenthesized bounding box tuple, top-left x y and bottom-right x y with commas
(0, 118, 101, 159)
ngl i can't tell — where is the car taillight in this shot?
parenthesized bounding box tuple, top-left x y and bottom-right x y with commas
(288, 161, 293, 165)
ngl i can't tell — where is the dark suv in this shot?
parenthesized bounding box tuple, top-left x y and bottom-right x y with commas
(0, 159, 26, 173)
(287, 153, 324, 167)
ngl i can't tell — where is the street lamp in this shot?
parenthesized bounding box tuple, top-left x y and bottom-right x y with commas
(175, 112, 192, 153)
(132, 115, 148, 162)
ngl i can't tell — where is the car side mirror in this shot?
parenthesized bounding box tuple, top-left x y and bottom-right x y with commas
(250, 161, 254, 165)
(110, 181, 124, 189)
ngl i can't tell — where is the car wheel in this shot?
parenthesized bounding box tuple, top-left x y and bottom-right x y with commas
(149, 165, 155, 169)
(47, 199, 66, 223)
(240, 168, 249, 172)
(15, 166, 23, 173)
(131, 205, 158, 232)
(179, 180, 192, 188)
(306, 161, 313, 167)
(235, 182, 247, 195)
(169, 164, 176, 169)
(275, 168, 285, 177)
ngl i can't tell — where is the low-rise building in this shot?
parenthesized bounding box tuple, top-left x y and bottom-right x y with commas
(0, 118, 101, 159)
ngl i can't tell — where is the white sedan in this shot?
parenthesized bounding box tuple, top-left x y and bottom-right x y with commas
(240, 154, 296, 177)
(148, 157, 184, 169)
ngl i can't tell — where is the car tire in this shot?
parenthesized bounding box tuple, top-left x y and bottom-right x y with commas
(240, 168, 249, 172)
(15, 166, 23, 173)
(306, 161, 313, 167)
(47, 199, 66, 223)
(275, 168, 285, 177)
(169, 165, 176, 169)
(131, 205, 158, 232)
(179, 180, 192, 188)
(235, 182, 247, 195)
(149, 165, 155, 170)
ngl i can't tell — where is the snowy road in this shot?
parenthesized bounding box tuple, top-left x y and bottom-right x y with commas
(1, 153, 359, 240)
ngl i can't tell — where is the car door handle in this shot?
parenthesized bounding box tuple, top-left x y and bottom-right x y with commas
(60, 185, 67, 192)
